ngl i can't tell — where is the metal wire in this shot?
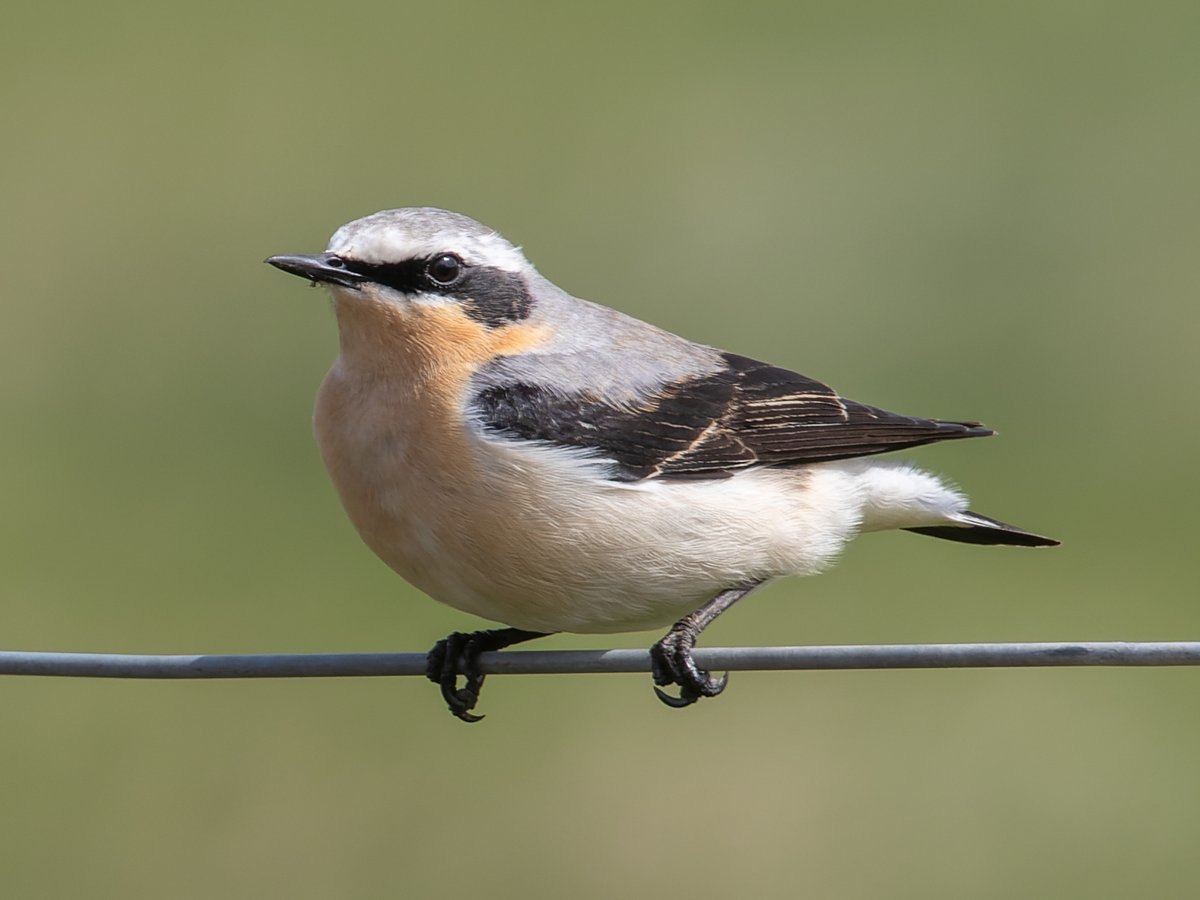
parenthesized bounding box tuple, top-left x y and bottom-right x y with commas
(0, 641, 1199, 679)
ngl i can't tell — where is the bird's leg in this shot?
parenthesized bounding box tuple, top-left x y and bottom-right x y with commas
(426, 627, 549, 722)
(650, 583, 761, 709)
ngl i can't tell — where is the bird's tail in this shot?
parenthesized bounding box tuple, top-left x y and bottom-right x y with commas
(904, 511, 1059, 548)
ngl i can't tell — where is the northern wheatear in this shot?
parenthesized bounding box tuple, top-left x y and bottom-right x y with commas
(268, 208, 1057, 722)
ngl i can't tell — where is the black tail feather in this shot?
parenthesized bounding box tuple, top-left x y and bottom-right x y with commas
(904, 511, 1059, 548)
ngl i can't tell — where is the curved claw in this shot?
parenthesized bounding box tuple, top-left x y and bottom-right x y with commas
(650, 629, 731, 709)
(646, 583, 757, 710)
(450, 675, 487, 723)
(653, 671, 728, 708)
(426, 632, 487, 723)
(441, 684, 486, 723)
(424, 627, 549, 722)
(653, 685, 700, 708)
(704, 671, 730, 698)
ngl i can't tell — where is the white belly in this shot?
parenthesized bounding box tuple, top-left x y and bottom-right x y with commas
(321, 439, 852, 631)
(314, 367, 964, 634)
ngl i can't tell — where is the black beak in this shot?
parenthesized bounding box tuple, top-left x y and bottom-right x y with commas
(265, 253, 366, 288)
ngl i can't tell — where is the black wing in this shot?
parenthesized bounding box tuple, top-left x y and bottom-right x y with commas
(472, 352, 993, 482)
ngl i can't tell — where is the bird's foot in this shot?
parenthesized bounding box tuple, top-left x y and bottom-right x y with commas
(426, 631, 489, 722)
(425, 628, 548, 723)
(649, 624, 728, 709)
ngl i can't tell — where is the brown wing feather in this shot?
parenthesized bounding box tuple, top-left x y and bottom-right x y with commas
(471, 352, 993, 482)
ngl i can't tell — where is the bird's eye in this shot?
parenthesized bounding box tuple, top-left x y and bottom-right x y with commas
(427, 254, 463, 286)
(326, 255, 346, 268)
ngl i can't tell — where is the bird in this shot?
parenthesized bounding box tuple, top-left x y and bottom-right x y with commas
(267, 207, 1057, 722)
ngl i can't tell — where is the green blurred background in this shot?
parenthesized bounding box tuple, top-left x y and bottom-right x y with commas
(2, 1, 1198, 896)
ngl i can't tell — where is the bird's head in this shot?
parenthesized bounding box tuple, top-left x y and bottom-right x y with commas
(268, 208, 549, 366)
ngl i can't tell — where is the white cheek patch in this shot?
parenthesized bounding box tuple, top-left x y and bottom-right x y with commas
(407, 292, 457, 308)
(354, 282, 455, 308)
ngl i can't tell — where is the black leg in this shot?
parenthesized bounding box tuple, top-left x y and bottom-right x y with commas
(650, 583, 761, 709)
(426, 627, 549, 722)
